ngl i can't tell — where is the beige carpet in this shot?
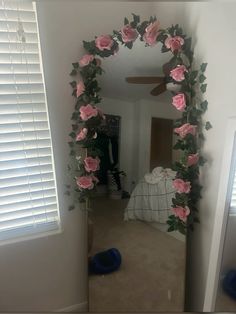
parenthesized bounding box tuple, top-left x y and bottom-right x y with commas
(89, 197, 185, 312)
(215, 285, 236, 311)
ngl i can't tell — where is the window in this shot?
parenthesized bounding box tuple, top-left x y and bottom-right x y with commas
(0, 0, 60, 242)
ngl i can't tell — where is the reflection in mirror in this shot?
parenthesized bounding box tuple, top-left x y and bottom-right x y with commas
(88, 42, 186, 312)
(215, 141, 236, 312)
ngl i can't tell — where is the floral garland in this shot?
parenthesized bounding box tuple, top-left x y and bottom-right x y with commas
(67, 14, 211, 235)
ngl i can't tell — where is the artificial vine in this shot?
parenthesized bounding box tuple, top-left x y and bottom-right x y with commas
(67, 14, 211, 234)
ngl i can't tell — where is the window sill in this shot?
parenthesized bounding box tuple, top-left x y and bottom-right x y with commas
(0, 224, 63, 247)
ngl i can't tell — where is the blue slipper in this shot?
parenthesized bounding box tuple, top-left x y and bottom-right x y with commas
(223, 270, 236, 300)
(89, 248, 122, 274)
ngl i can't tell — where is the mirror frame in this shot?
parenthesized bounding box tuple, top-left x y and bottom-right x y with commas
(67, 14, 210, 235)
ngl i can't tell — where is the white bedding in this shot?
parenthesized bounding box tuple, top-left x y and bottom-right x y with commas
(124, 177, 176, 224)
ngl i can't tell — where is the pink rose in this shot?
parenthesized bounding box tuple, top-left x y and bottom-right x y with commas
(76, 81, 85, 98)
(76, 128, 88, 141)
(143, 20, 160, 46)
(173, 178, 191, 194)
(187, 153, 199, 167)
(174, 123, 197, 138)
(170, 65, 187, 82)
(95, 35, 114, 51)
(121, 24, 138, 43)
(76, 176, 94, 190)
(79, 54, 94, 67)
(84, 156, 100, 172)
(79, 104, 98, 121)
(172, 206, 190, 222)
(172, 93, 186, 111)
(165, 36, 184, 52)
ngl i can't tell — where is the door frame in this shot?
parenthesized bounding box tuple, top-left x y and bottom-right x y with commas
(203, 117, 236, 311)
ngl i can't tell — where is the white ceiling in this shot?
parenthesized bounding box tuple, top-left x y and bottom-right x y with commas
(98, 40, 173, 102)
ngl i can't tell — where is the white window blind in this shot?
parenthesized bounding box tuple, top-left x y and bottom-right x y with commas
(0, 0, 60, 242)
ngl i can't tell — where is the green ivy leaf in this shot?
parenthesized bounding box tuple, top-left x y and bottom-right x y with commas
(198, 133, 205, 141)
(200, 63, 208, 72)
(125, 41, 133, 49)
(83, 40, 92, 52)
(200, 84, 207, 93)
(190, 70, 198, 82)
(113, 30, 120, 36)
(199, 156, 207, 166)
(161, 45, 169, 53)
(72, 62, 79, 69)
(69, 81, 77, 88)
(70, 69, 77, 76)
(199, 74, 206, 83)
(167, 225, 175, 232)
(183, 37, 192, 51)
(205, 121, 212, 130)
(200, 100, 208, 112)
(177, 222, 187, 235)
(131, 13, 140, 27)
(124, 17, 129, 25)
(69, 131, 76, 139)
(175, 27, 183, 36)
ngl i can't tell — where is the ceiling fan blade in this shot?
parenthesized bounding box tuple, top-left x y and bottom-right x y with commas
(126, 76, 165, 84)
(150, 82, 167, 96)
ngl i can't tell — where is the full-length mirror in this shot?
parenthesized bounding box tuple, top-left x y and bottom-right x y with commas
(88, 41, 185, 312)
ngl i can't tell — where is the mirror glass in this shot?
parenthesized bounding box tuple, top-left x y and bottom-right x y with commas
(88, 41, 186, 312)
(215, 155, 236, 312)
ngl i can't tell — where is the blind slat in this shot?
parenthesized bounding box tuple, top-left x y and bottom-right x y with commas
(0, 196, 57, 212)
(0, 203, 57, 216)
(0, 208, 58, 225)
(0, 63, 40, 73)
(0, 21, 37, 33)
(0, 155, 52, 171)
(0, 163, 53, 180)
(0, 73, 43, 83)
(0, 188, 56, 206)
(0, 138, 52, 152)
(0, 129, 50, 143)
(0, 211, 58, 232)
(0, 146, 52, 161)
(0, 171, 54, 188)
(0, 179, 55, 196)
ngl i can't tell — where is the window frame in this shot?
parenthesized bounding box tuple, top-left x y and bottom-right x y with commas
(0, 0, 62, 245)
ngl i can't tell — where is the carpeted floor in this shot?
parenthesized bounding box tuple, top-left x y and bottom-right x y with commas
(89, 197, 185, 312)
(215, 284, 236, 311)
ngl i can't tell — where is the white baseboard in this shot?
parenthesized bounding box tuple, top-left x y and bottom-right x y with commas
(56, 301, 88, 312)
